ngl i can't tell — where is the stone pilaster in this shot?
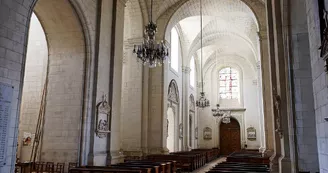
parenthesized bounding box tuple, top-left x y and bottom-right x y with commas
(182, 66, 191, 150)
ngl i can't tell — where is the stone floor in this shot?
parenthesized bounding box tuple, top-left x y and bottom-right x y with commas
(191, 157, 226, 173)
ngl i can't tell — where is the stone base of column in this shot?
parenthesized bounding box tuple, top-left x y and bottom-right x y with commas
(270, 153, 280, 173)
(110, 150, 124, 164)
(259, 147, 266, 154)
(279, 156, 292, 173)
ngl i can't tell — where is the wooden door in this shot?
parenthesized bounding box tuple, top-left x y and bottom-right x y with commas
(220, 119, 241, 155)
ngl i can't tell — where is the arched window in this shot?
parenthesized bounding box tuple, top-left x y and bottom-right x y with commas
(189, 56, 195, 87)
(219, 67, 239, 99)
(170, 27, 179, 72)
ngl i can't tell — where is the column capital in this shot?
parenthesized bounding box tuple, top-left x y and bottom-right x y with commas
(182, 66, 191, 74)
(258, 30, 268, 41)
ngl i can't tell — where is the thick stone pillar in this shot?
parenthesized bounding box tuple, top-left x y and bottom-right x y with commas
(110, 0, 126, 164)
(121, 38, 144, 159)
(268, 0, 293, 172)
(182, 66, 191, 150)
(91, 0, 126, 165)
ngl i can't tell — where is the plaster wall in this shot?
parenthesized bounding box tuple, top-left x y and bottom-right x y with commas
(198, 57, 262, 150)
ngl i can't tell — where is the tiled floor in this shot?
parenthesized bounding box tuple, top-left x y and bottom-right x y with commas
(191, 157, 226, 173)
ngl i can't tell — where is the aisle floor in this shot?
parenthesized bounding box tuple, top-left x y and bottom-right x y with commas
(191, 157, 226, 173)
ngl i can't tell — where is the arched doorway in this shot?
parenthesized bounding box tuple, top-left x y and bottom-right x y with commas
(220, 118, 241, 155)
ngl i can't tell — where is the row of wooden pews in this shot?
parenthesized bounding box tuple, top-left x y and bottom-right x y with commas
(147, 148, 219, 172)
(69, 160, 176, 173)
(207, 162, 270, 173)
(206, 150, 270, 173)
(68, 148, 219, 173)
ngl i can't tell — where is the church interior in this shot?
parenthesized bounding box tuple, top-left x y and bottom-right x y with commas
(0, 0, 327, 173)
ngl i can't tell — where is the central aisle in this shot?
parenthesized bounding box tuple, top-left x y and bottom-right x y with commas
(191, 157, 226, 173)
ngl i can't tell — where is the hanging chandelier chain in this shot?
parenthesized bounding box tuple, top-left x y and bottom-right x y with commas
(200, 0, 204, 92)
(196, 0, 209, 108)
(133, 0, 169, 68)
(150, 0, 153, 22)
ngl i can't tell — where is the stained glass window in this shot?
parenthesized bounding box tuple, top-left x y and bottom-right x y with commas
(219, 67, 239, 99)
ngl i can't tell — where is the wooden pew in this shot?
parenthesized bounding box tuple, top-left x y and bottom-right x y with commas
(123, 160, 173, 173)
(147, 154, 193, 172)
(69, 167, 143, 173)
(80, 166, 152, 173)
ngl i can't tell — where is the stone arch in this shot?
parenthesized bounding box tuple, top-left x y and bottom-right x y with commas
(0, 0, 96, 170)
(168, 79, 180, 105)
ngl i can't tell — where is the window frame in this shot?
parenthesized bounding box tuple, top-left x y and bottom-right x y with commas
(218, 67, 240, 100)
(170, 27, 179, 73)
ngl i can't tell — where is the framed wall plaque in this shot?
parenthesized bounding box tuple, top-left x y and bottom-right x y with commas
(203, 127, 212, 140)
(0, 82, 14, 166)
(247, 127, 256, 141)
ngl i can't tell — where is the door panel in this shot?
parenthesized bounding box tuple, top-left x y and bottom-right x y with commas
(220, 119, 241, 155)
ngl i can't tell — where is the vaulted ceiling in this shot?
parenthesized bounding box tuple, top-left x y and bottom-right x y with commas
(125, 0, 264, 70)
(165, 0, 261, 69)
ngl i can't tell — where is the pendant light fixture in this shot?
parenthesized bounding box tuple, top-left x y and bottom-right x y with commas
(133, 0, 169, 68)
(196, 0, 210, 108)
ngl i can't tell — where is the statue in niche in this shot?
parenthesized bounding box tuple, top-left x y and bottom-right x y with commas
(273, 89, 283, 139)
(96, 94, 111, 138)
(166, 119, 169, 138)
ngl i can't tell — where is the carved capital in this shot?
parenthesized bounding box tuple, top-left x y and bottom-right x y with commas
(258, 30, 267, 41)
(182, 66, 191, 74)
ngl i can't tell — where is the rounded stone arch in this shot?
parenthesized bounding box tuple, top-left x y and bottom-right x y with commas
(168, 79, 180, 105)
(0, 0, 95, 168)
(166, 79, 181, 152)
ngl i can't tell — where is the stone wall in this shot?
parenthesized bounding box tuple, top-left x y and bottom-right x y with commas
(305, 1, 328, 172)
(288, 0, 319, 172)
(17, 13, 48, 162)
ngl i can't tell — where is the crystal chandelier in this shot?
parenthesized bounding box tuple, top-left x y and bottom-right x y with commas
(196, 0, 210, 108)
(133, 0, 169, 68)
(212, 104, 231, 124)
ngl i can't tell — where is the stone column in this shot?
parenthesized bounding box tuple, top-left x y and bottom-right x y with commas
(256, 60, 266, 153)
(92, 0, 126, 165)
(258, 31, 274, 153)
(265, 1, 282, 172)
(268, 0, 293, 172)
(182, 66, 191, 150)
(121, 38, 144, 159)
(110, 0, 126, 164)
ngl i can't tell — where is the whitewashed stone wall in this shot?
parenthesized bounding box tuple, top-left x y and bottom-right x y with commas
(305, 1, 328, 172)
(17, 13, 48, 162)
(198, 57, 262, 150)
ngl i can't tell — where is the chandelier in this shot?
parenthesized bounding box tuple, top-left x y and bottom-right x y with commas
(133, 0, 169, 68)
(212, 104, 231, 124)
(196, 0, 210, 108)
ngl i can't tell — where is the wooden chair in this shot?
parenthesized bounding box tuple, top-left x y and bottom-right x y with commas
(46, 162, 54, 172)
(55, 163, 65, 173)
(68, 162, 77, 173)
